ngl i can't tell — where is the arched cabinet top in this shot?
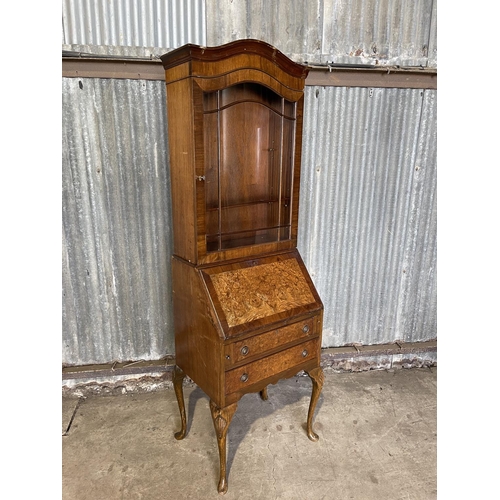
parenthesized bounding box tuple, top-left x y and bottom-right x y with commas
(160, 39, 309, 101)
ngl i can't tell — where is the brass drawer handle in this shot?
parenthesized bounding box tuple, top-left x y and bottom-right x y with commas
(240, 373, 249, 383)
(240, 345, 249, 356)
(302, 349, 308, 358)
(302, 324, 310, 333)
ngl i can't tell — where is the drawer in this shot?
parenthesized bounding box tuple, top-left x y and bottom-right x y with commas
(224, 318, 315, 367)
(225, 338, 318, 395)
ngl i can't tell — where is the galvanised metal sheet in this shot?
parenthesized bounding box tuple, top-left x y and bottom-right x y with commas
(61, 1, 437, 366)
(62, 0, 206, 50)
(62, 77, 174, 365)
(207, 0, 436, 67)
(321, 0, 436, 67)
(297, 86, 437, 347)
(62, 79, 436, 365)
(61, 0, 435, 66)
(206, 0, 324, 63)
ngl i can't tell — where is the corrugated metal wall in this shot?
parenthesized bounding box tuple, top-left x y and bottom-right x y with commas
(206, 0, 437, 67)
(298, 86, 436, 346)
(62, 0, 206, 49)
(62, 0, 436, 67)
(62, 78, 174, 364)
(62, 0, 437, 366)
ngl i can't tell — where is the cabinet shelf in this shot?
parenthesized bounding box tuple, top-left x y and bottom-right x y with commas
(205, 198, 287, 212)
(206, 226, 291, 252)
(207, 223, 289, 237)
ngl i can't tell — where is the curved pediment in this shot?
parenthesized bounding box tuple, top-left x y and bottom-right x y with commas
(161, 39, 308, 101)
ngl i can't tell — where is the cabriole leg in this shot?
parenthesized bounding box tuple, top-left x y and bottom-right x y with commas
(209, 400, 238, 495)
(259, 386, 268, 401)
(172, 365, 187, 440)
(305, 366, 324, 442)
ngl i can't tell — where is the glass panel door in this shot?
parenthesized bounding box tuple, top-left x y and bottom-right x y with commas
(203, 83, 296, 252)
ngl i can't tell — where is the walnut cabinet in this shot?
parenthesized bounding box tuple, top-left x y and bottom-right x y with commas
(160, 39, 325, 495)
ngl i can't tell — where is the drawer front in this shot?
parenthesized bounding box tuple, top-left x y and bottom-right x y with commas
(225, 338, 319, 395)
(224, 318, 315, 367)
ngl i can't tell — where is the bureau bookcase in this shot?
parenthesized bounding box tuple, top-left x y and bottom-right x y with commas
(160, 39, 325, 494)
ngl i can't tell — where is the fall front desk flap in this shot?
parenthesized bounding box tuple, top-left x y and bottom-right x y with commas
(200, 250, 322, 339)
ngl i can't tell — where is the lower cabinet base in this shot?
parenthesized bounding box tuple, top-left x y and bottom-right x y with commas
(172, 364, 325, 495)
(171, 252, 324, 493)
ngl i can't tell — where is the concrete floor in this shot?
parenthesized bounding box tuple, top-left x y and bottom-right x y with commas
(62, 367, 437, 500)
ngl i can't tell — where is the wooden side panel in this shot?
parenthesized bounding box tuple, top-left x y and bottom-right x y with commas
(291, 95, 305, 241)
(165, 74, 197, 264)
(172, 257, 224, 405)
(193, 82, 208, 262)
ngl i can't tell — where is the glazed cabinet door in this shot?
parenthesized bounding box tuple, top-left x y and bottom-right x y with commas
(202, 83, 298, 255)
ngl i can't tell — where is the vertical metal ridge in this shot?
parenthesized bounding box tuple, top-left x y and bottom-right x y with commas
(207, 0, 435, 67)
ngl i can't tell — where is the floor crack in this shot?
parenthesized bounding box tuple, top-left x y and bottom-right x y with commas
(267, 432, 278, 496)
(62, 397, 84, 436)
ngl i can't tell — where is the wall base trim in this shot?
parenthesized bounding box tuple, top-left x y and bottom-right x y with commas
(62, 341, 436, 397)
